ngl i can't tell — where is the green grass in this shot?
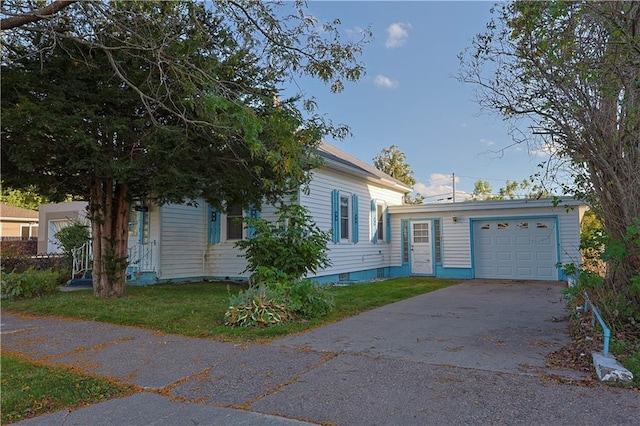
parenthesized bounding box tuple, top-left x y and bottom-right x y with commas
(610, 338, 640, 388)
(0, 356, 134, 424)
(2, 277, 458, 341)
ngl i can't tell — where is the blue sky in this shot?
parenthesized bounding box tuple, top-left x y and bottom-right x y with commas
(285, 1, 553, 202)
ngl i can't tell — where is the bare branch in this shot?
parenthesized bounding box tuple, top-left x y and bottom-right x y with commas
(0, 0, 77, 30)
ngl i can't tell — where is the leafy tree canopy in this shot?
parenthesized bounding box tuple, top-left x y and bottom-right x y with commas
(1, 0, 370, 296)
(0, 187, 51, 211)
(470, 179, 550, 201)
(459, 1, 639, 316)
(373, 145, 424, 204)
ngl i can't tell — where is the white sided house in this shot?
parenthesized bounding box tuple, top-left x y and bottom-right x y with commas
(388, 198, 585, 282)
(48, 142, 585, 285)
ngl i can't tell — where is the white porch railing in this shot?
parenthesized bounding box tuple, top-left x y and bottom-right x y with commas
(72, 241, 155, 280)
(71, 241, 92, 279)
(128, 241, 155, 272)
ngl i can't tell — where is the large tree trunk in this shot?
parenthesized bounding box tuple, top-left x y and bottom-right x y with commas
(89, 179, 130, 297)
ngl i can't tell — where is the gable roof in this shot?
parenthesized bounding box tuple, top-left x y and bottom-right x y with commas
(317, 142, 412, 193)
(0, 203, 39, 220)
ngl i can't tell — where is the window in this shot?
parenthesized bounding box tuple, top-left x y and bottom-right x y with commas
(497, 222, 509, 230)
(340, 195, 349, 240)
(518, 222, 529, 229)
(331, 190, 358, 243)
(413, 223, 429, 243)
(377, 204, 385, 242)
(20, 225, 29, 240)
(434, 219, 442, 264)
(402, 220, 409, 263)
(128, 210, 139, 237)
(227, 204, 243, 240)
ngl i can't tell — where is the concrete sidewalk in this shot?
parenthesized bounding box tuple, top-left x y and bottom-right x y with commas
(2, 280, 639, 425)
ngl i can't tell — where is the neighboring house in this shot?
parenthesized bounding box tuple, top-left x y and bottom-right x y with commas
(40, 142, 585, 285)
(37, 201, 88, 254)
(0, 203, 39, 239)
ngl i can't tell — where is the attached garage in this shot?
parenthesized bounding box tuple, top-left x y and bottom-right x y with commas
(473, 217, 558, 280)
(389, 198, 586, 282)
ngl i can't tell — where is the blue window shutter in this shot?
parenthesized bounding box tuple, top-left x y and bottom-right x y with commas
(208, 207, 220, 244)
(352, 194, 359, 243)
(370, 199, 378, 243)
(385, 208, 391, 243)
(331, 190, 340, 243)
(246, 206, 261, 239)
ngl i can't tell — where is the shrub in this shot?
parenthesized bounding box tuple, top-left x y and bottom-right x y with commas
(228, 204, 335, 327)
(224, 279, 334, 327)
(276, 279, 334, 319)
(235, 204, 332, 284)
(224, 285, 291, 328)
(1, 267, 60, 299)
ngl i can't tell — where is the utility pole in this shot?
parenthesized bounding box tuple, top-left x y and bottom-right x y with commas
(452, 173, 456, 203)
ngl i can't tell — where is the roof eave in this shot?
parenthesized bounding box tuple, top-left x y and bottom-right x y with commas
(321, 158, 413, 193)
(388, 197, 585, 214)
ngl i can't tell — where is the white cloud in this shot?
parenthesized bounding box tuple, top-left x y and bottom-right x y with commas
(373, 75, 399, 89)
(385, 22, 411, 48)
(480, 138, 495, 146)
(414, 173, 470, 203)
(530, 143, 557, 157)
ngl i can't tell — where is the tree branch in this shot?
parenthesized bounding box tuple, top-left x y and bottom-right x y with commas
(1, 0, 77, 30)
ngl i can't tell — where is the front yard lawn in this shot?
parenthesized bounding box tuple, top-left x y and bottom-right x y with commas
(2, 277, 458, 341)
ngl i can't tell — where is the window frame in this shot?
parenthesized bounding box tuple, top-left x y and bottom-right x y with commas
(339, 194, 350, 241)
(376, 203, 385, 242)
(226, 204, 244, 241)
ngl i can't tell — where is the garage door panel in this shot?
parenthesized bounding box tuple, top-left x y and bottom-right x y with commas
(474, 218, 558, 281)
(516, 267, 533, 276)
(496, 251, 512, 261)
(496, 236, 511, 245)
(536, 252, 553, 261)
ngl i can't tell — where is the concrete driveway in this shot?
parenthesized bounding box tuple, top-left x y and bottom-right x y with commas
(276, 279, 578, 375)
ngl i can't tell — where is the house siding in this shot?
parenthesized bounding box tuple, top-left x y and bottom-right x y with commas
(389, 201, 585, 280)
(204, 203, 279, 280)
(157, 203, 206, 281)
(301, 167, 405, 281)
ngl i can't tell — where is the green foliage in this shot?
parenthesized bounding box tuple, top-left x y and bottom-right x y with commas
(224, 285, 291, 328)
(236, 204, 332, 283)
(224, 278, 334, 328)
(1, 356, 133, 425)
(372, 145, 423, 204)
(54, 220, 90, 257)
(460, 1, 640, 312)
(0, 186, 50, 210)
(1, 268, 60, 299)
(1, 0, 369, 297)
(280, 279, 334, 319)
(562, 217, 640, 333)
(470, 179, 551, 201)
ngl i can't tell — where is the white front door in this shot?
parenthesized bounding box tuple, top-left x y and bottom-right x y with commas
(411, 221, 433, 275)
